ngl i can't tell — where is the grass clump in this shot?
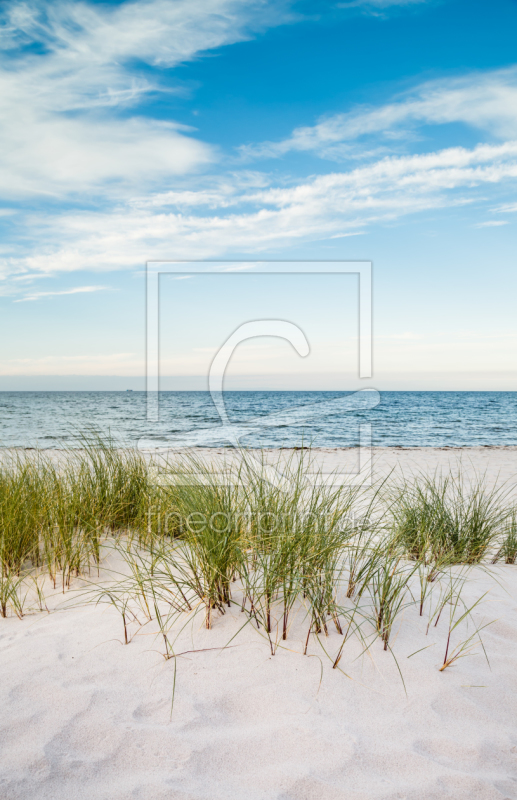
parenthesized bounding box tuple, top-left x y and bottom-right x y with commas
(0, 434, 153, 606)
(369, 547, 419, 651)
(0, 441, 507, 686)
(0, 452, 46, 573)
(238, 450, 362, 645)
(494, 511, 517, 564)
(148, 451, 244, 628)
(391, 470, 510, 565)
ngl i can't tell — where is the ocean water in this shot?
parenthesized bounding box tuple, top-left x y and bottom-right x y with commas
(1, 391, 517, 449)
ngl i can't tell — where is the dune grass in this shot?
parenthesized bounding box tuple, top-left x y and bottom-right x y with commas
(92, 450, 500, 679)
(391, 469, 511, 565)
(234, 450, 379, 656)
(494, 510, 517, 564)
(0, 439, 511, 680)
(0, 435, 152, 611)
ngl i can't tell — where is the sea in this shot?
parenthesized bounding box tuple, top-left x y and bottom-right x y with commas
(0, 391, 516, 449)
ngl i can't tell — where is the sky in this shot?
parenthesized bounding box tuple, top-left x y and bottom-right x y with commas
(1, 0, 517, 390)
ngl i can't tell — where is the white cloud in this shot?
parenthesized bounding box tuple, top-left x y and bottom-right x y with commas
(1, 0, 290, 75)
(0, 116, 213, 198)
(240, 67, 517, 161)
(220, 264, 260, 271)
(129, 172, 272, 210)
(495, 203, 517, 214)
(475, 220, 509, 228)
(4, 140, 517, 279)
(338, 0, 426, 6)
(15, 285, 110, 301)
(0, 0, 291, 196)
(1, 5, 516, 290)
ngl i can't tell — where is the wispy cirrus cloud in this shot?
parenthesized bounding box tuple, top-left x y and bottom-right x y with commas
(338, 0, 427, 6)
(15, 285, 110, 302)
(1, 3, 517, 291)
(335, 0, 429, 16)
(474, 220, 509, 228)
(3, 140, 516, 280)
(495, 202, 517, 214)
(0, 0, 293, 198)
(239, 67, 517, 161)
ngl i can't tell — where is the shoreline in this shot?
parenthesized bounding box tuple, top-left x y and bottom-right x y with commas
(6, 443, 517, 450)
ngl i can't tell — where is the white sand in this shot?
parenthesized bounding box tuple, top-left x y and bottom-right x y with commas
(2, 447, 517, 800)
(156, 445, 517, 485)
(136, 446, 517, 501)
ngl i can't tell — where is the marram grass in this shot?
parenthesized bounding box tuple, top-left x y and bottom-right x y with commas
(0, 434, 152, 609)
(0, 439, 513, 681)
(390, 468, 512, 565)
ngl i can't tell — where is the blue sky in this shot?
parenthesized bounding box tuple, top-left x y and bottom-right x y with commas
(1, 0, 517, 389)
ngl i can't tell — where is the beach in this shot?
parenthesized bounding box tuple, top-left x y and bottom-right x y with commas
(2, 0, 516, 794)
(1, 446, 517, 799)
(162, 445, 517, 485)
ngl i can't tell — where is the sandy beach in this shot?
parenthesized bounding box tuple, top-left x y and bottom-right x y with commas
(3, 0, 516, 795)
(156, 445, 517, 486)
(1, 447, 517, 800)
